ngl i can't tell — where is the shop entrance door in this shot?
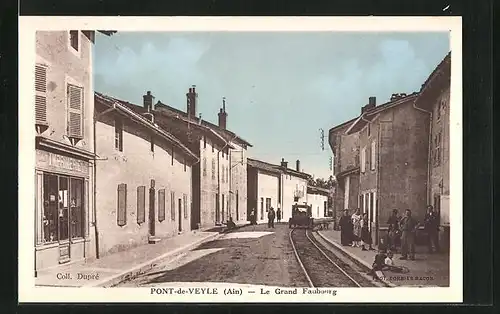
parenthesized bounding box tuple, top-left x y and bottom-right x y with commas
(58, 176, 70, 263)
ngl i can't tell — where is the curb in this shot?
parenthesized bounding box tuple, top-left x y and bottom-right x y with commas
(86, 232, 221, 288)
(317, 231, 398, 288)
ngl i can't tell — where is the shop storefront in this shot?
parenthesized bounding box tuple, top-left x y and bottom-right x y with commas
(35, 145, 92, 271)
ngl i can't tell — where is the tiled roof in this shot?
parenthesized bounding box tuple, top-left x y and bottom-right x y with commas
(94, 92, 198, 161)
(307, 185, 330, 195)
(247, 158, 312, 179)
(156, 101, 252, 147)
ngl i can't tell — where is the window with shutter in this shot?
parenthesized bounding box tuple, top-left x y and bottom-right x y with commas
(117, 183, 127, 226)
(67, 84, 84, 138)
(35, 65, 48, 124)
(183, 194, 188, 219)
(203, 157, 207, 177)
(360, 147, 366, 173)
(371, 141, 376, 170)
(137, 186, 146, 224)
(158, 189, 166, 222)
(170, 191, 176, 221)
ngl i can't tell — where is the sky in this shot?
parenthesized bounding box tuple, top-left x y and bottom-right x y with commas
(93, 31, 449, 179)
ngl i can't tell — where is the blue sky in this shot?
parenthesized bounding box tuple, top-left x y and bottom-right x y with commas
(93, 31, 449, 179)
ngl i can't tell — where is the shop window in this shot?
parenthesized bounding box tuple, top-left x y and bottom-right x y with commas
(41, 174, 85, 243)
(35, 64, 48, 124)
(69, 30, 79, 51)
(117, 183, 127, 226)
(114, 118, 123, 152)
(158, 189, 166, 222)
(67, 84, 84, 139)
(137, 186, 146, 224)
(170, 191, 176, 221)
(183, 194, 188, 219)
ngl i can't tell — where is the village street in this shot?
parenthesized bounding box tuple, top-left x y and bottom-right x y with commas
(118, 223, 311, 287)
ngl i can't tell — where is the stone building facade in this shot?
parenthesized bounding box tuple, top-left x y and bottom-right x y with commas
(34, 30, 113, 271)
(414, 52, 451, 250)
(93, 92, 197, 257)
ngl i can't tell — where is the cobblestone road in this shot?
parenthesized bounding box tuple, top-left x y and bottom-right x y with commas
(119, 223, 310, 287)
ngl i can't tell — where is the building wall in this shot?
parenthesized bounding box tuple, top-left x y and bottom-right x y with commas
(281, 174, 308, 221)
(378, 101, 430, 227)
(429, 87, 450, 249)
(199, 137, 230, 227)
(229, 142, 248, 224)
(255, 171, 280, 223)
(307, 193, 328, 219)
(35, 31, 95, 270)
(95, 111, 191, 257)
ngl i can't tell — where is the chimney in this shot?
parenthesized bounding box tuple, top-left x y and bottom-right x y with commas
(186, 85, 197, 119)
(296, 160, 300, 172)
(390, 93, 407, 101)
(361, 96, 376, 114)
(143, 91, 154, 112)
(218, 97, 228, 129)
(280, 158, 288, 168)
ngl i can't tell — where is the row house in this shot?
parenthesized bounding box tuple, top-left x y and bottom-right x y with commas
(124, 87, 251, 229)
(413, 52, 451, 250)
(247, 158, 311, 223)
(330, 92, 430, 244)
(329, 52, 451, 247)
(306, 186, 329, 219)
(93, 92, 198, 257)
(34, 30, 114, 271)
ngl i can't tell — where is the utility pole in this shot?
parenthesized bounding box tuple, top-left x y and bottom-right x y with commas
(319, 128, 325, 151)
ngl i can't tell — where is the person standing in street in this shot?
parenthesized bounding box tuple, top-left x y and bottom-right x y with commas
(399, 209, 419, 260)
(387, 209, 401, 252)
(249, 208, 256, 225)
(276, 206, 282, 224)
(268, 207, 276, 228)
(339, 209, 353, 246)
(424, 205, 440, 253)
(360, 212, 374, 251)
(351, 209, 362, 247)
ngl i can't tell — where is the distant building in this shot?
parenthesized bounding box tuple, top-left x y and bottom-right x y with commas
(93, 92, 197, 257)
(414, 52, 451, 250)
(34, 30, 114, 271)
(123, 87, 251, 229)
(247, 158, 311, 223)
(247, 158, 281, 223)
(306, 186, 329, 219)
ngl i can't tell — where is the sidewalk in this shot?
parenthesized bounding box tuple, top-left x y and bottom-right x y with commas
(35, 230, 220, 287)
(318, 230, 450, 287)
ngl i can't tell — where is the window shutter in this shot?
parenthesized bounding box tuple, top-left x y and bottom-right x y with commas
(67, 84, 83, 138)
(170, 191, 176, 221)
(158, 189, 166, 222)
(137, 186, 146, 224)
(361, 147, 366, 173)
(117, 183, 127, 226)
(183, 194, 188, 219)
(35, 65, 47, 123)
(371, 141, 376, 170)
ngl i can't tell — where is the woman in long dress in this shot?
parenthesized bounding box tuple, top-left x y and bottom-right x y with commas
(351, 209, 362, 247)
(339, 209, 353, 246)
(360, 212, 374, 251)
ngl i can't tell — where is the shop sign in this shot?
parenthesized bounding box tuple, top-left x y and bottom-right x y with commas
(36, 150, 89, 175)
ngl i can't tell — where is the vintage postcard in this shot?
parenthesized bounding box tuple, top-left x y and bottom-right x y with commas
(19, 16, 462, 303)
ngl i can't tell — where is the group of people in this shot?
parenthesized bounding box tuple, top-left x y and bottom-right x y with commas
(338, 209, 374, 251)
(339, 205, 441, 262)
(248, 207, 282, 228)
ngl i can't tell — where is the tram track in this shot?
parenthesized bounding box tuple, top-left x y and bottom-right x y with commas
(289, 228, 376, 288)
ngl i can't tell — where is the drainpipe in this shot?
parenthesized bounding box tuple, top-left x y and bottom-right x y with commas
(413, 97, 433, 205)
(92, 103, 116, 259)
